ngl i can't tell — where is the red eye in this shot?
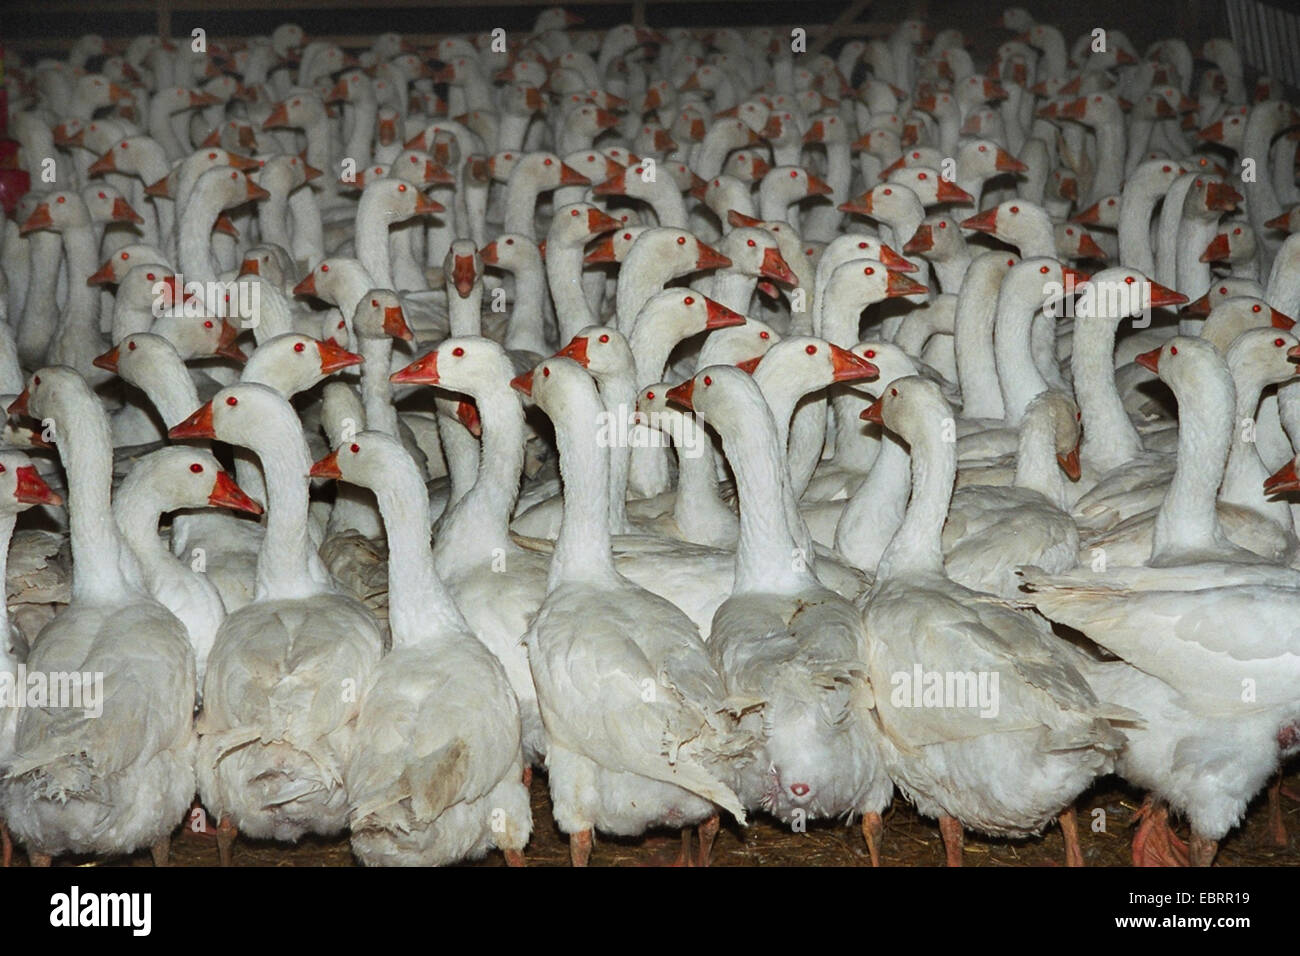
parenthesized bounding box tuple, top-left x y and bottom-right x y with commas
(805, 344, 817, 355)
(542, 366, 550, 377)
(1234, 228, 1241, 235)
(789, 170, 798, 179)
(1009, 205, 1019, 214)
(226, 396, 238, 406)
(147, 272, 156, 280)
(890, 387, 897, 396)
(128, 341, 137, 351)
(1170, 346, 1178, 356)
(1040, 265, 1049, 274)
(1124, 276, 1135, 284)
(978, 145, 987, 152)
(570, 209, 579, 217)
(1108, 199, 1116, 205)
(1276, 338, 1286, 347)
(504, 154, 512, 160)
(1195, 179, 1203, 187)
(320, 264, 330, 273)
(370, 298, 378, 308)
(293, 342, 305, 352)
(97, 191, 106, 199)
(759, 330, 770, 340)
(883, 188, 892, 195)
(350, 443, 360, 453)
(623, 232, 632, 240)
(684, 296, 695, 305)
(747, 239, 756, 247)
(1220, 287, 1228, 294)
(865, 349, 876, 358)
(918, 172, 928, 180)
(599, 334, 610, 343)
(858, 242, 867, 249)
(677, 236, 686, 245)
(204, 320, 214, 328)
(805, 248, 813, 255)
(56, 195, 65, 203)
(645, 390, 655, 400)
(409, 156, 417, 163)
(1007, 258, 1015, 266)
(208, 152, 217, 159)
(864, 266, 875, 275)
(338, 320, 346, 329)
(1254, 304, 1263, 313)
(398, 183, 407, 192)
(543, 158, 553, 166)
(1066, 228, 1074, 235)
(703, 375, 712, 386)
(452, 346, 465, 356)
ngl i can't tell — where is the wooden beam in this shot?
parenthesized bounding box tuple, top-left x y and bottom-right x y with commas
(809, 0, 873, 56)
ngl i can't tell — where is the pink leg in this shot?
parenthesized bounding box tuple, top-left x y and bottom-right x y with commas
(1061, 807, 1085, 867)
(570, 829, 593, 867)
(861, 812, 884, 867)
(938, 815, 964, 867)
(697, 813, 720, 867)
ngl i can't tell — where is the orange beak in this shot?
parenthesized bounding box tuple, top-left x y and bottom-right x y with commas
(213, 214, 239, 238)
(93, 344, 121, 373)
(19, 203, 53, 236)
(390, 351, 438, 384)
(1205, 182, 1242, 211)
(1057, 447, 1082, 481)
(383, 305, 413, 341)
(318, 338, 363, 374)
(759, 246, 797, 285)
(1265, 458, 1300, 495)
(584, 235, 617, 264)
(169, 401, 217, 439)
(704, 297, 746, 329)
(414, 193, 446, 215)
(209, 470, 263, 514)
(886, 271, 928, 297)
(262, 102, 291, 129)
(238, 258, 260, 277)
(309, 449, 342, 479)
(145, 175, 172, 198)
(695, 241, 732, 271)
(903, 224, 933, 254)
(1134, 346, 1162, 374)
(112, 196, 144, 224)
(592, 174, 626, 197)
(1145, 281, 1188, 309)
(14, 465, 62, 506)
(451, 254, 477, 297)
(830, 344, 878, 383)
(87, 260, 118, 286)
(555, 336, 589, 366)
(805, 174, 834, 197)
(558, 163, 590, 186)
(1273, 309, 1297, 331)
(88, 150, 117, 176)
(510, 369, 534, 396)
(1200, 233, 1231, 262)
(735, 356, 763, 374)
(860, 397, 884, 424)
(960, 208, 999, 233)
(936, 180, 974, 204)
(838, 191, 873, 216)
(879, 244, 919, 272)
(994, 148, 1027, 173)
(1075, 232, 1107, 260)
(665, 379, 694, 410)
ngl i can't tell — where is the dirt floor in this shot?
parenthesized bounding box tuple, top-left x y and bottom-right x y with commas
(9, 766, 1300, 867)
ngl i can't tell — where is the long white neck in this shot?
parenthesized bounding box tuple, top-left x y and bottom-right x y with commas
(436, 375, 524, 570)
(547, 242, 595, 343)
(954, 254, 1009, 419)
(994, 278, 1051, 425)
(247, 402, 334, 599)
(1014, 405, 1067, 508)
(370, 443, 469, 648)
(358, 335, 399, 437)
(1151, 359, 1235, 562)
(549, 378, 621, 590)
(835, 430, 911, 573)
(503, 254, 548, 354)
(876, 408, 954, 582)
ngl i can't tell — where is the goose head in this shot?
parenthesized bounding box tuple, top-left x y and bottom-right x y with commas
(342, 162, 391, 190)
(698, 318, 781, 367)
(87, 134, 161, 177)
(1181, 277, 1265, 317)
(1023, 389, 1083, 479)
(839, 181, 923, 226)
(191, 165, 272, 213)
(291, 257, 372, 307)
(1201, 296, 1298, 353)
(1055, 223, 1108, 262)
(444, 240, 482, 299)
(881, 146, 945, 175)
(801, 110, 848, 147)
(324, 70, 373, 106)
(886, 165, 974, 207)
(847, 341, 922, 395)
(237, 244, 295, 288)
(631, 120, 676, 157)
(360, 176, 445, 226)
(903, 215, 967, 262)
(960, 198, 1053, 254)
(860, 374, 951, 445)
(509, 355, 599, 420)
(262, 90, 327, 131)
(1072, 194, 1121, 228)
(115, 262, 185, 316)
(762, 164, 835, 208)
(352, 290, 412, 342)
(562, 149, 627, 190)
(721, 148, 771, 183)
(80, 183, 144, 228)
(510, 152, 589, 191)
(252, 153, 321, 194)
(1133, 336, 1231, 400)
(127, 447, 262, 516)
(310, 430, 416, 490)
(746, 337, 879, 392)
(555, 327, 636, 383)
(168, 381, 301, 448)
(0, 450, 62, 510)
(549, 202, 623, 247)
(391, 335, 516, 397)
(242, 333, 362, 396)
(1200, 221, 1256, 266)
(1224, 328, 1300, 398)
(716, 227, 798, 285)
(19, 190, 92, 235)
(149, 315, 246, 362)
